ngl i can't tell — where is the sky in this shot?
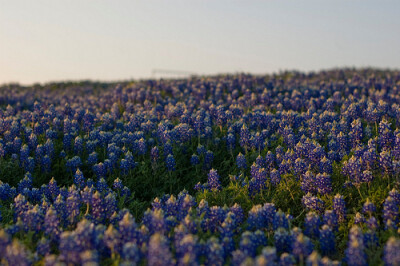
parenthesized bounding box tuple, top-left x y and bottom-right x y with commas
(0, 0, 399, 85)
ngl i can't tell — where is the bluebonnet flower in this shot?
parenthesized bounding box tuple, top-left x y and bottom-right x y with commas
(333, 194, 346, 223)
(4, 239, 32, 266)
(44, 207, 61, 241)
(273, 210, 289, 230)
(137, 138, 147, 155)
(203, 150, 214, 169)
(87, 152, 98, 166)
(364, 229, 378, 250)
(83, 110, 95, 132)
(292, 233, 313, 262)
(113, 178, 123, 191)
(122, 242, 140, 263)
(384, 237, 400, 266)
(164, 142, 173, 156)
(28, 133, 38, 150)
(20, 144, 29, 165)
(0, 143, 5, 159)
(74, 169, 85, 188)
(394, 133, 400, 160)
(270, 169, 281, 186)
(388, 188, 400, 205)
(319, 156, 332, 174)
(196, 145, 206, 155)
(143, 209, 166, 234)
(254, 246, 277, 265)
(207, 169, 221, 191)
(48, 178, 60, 199)
(54, 194, 67, 225)
(74, 136, 83, 154)
(301, 171, 316, 194)
(91, 191, 105, 224)
(236, 153, 247, 170)
(366, 216, 378, 230)
(315, 173, 332, 195)
(104, 224, 121, 255)
(304, 212, 321, 239)
(66, 156, 82, 173)
(240, 124, 251, 152)
(294, 158, 307, 177)
(279, 253, 296, 266)
(164, 195, 178, 217)
(362, 198, 376, 216)
(93, 163, 106, 179)
(66, 188, 81, 224)
(354, 212, 365, 225)
(120, 159, 130, 175)
(190, 154, 200, 166)
(239, 231, 257, 257)
(25, 157, 35, 173)
(274, 228, 293, 254)
(349, 119, 363, 147)
(23, 205, 44, 233)
(96, 178, 108, 193)
(380, 149, 393, 175)
(265, 151, 275, 169)
(118, 212, 138, 245)
(80, 250, 99, 265)
(345, 226, 367, 266)
(206, 237, 224, 266)
(248, 168, 267, 196)
(166, 154, 176, 171)
(379, 119, 394, 150)
(17, 173, 32, 193)
(36, 237, 51, 256)
(302, 193, 324, 214)
(230, 203, 244, 225)
(202, 206, 226, 233)
(147, 233, 175, 266)
(0, 182, 15, 201)
(58, 231, 81, 264)
(323, 210, 338, 231)
(41, 155, 51, 172)
(383, 196, 398, 229)
(319, 225, 335, 256)
(247, 203, 276, 230)
(151, 146, 159, 163)
(337, 131, 348, 153)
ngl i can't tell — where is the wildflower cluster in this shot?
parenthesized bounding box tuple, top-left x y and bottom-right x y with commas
(0, 69, 400, 264)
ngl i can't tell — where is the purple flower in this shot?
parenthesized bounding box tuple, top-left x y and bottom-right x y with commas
(384, 237, 400, 266)
(207, 169, 221, 191)
(333, 194, 346, 223)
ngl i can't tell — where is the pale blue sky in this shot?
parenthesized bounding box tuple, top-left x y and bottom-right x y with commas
(0, 0, 399, 84)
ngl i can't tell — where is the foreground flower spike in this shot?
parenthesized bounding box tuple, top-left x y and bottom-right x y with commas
(148, 233, 175, 266)
(5, 239, 32, 265)
(304, 212, 321, 239)
(384, 237, 400, 266)
(319, 224, 335, 256)
(292, 233, 313, 262)
(345, 226, 367, 266)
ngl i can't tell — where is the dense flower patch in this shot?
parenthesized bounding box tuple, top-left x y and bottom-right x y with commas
(1, 69, 400, 265)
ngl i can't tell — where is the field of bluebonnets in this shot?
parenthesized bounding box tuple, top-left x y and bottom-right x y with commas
(1, 68, 400, 265)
